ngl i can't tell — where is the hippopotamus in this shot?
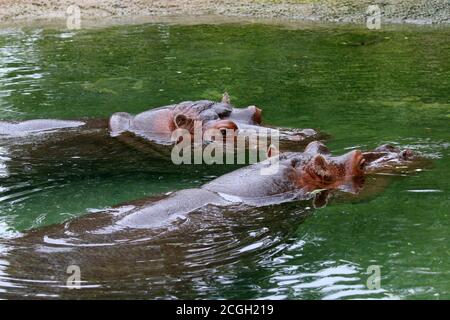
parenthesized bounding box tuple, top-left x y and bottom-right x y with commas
(0, 94, 322, 182)
(114, 142, 422, 229)
(15, 141, 421, 235)
(0, 93, 319, 145)
(109, 93, 264, 143)
(0, 93, 261, 140)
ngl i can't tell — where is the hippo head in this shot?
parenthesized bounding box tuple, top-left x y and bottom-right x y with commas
(171, 93, 263, 142)
(110, 93, 318, 146)
(219, 92, 262, 125)
(295, 141, 366, 193)
(362, 144, 415, 172)
(290, 141, 418, 194)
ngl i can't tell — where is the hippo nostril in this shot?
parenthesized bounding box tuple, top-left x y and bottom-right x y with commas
(401, 149, 414, 159)
(220, 128, 227, 136)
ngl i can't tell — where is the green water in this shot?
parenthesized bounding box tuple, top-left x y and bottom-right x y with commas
(0, 22, 449, 299)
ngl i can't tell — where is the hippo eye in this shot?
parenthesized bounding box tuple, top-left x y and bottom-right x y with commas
(290, 159, 300, 167)
(401, 149, 413, 160)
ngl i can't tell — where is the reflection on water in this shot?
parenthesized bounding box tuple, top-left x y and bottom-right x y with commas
(0, 22, 448, 299)
(0, 204, 305, 298)
(0, 146, 10, 178)
(0, 29, 45, 119)
(268, 262, 387, 300)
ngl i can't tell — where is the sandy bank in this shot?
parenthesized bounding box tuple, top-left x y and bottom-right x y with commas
(0, 0, 449, 27)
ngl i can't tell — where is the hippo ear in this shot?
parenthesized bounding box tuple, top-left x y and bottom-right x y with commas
(311, 154, 331, 179)
(400, 149, 414, 160)
(249, 105, 262, 124)
(304, 141, 330, 155)
(221, 92, 231, 104)
(267, 144, 279, 158)
(173, 113, 194, 131)
(109, 112, 133, 137)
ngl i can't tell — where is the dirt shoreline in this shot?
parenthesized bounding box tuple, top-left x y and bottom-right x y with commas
(0, 0, 449, 28)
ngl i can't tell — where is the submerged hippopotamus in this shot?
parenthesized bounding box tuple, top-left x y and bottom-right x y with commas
(18, 141, 421, 236)
(115, 142, 420, 229)
(0, 93, 319, 146)
(0, 94, 322, 182)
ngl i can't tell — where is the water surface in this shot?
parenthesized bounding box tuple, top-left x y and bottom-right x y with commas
(0, 22, 449, 299)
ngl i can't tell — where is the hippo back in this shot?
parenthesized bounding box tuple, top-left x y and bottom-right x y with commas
(202, 157, 299, 199)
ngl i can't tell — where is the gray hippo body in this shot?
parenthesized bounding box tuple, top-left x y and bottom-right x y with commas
(117, 154, 302, 229)
(1, 95, 319, 144)
(0, 119, 86, 136)
(65, 142, 419, 230)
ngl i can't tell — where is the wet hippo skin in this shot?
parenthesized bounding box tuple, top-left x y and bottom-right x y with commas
(0, 93, 320, 146)
(116, 141, 421, 229)
(15, 141, 423, 234)
(0, 94, 323, 183)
